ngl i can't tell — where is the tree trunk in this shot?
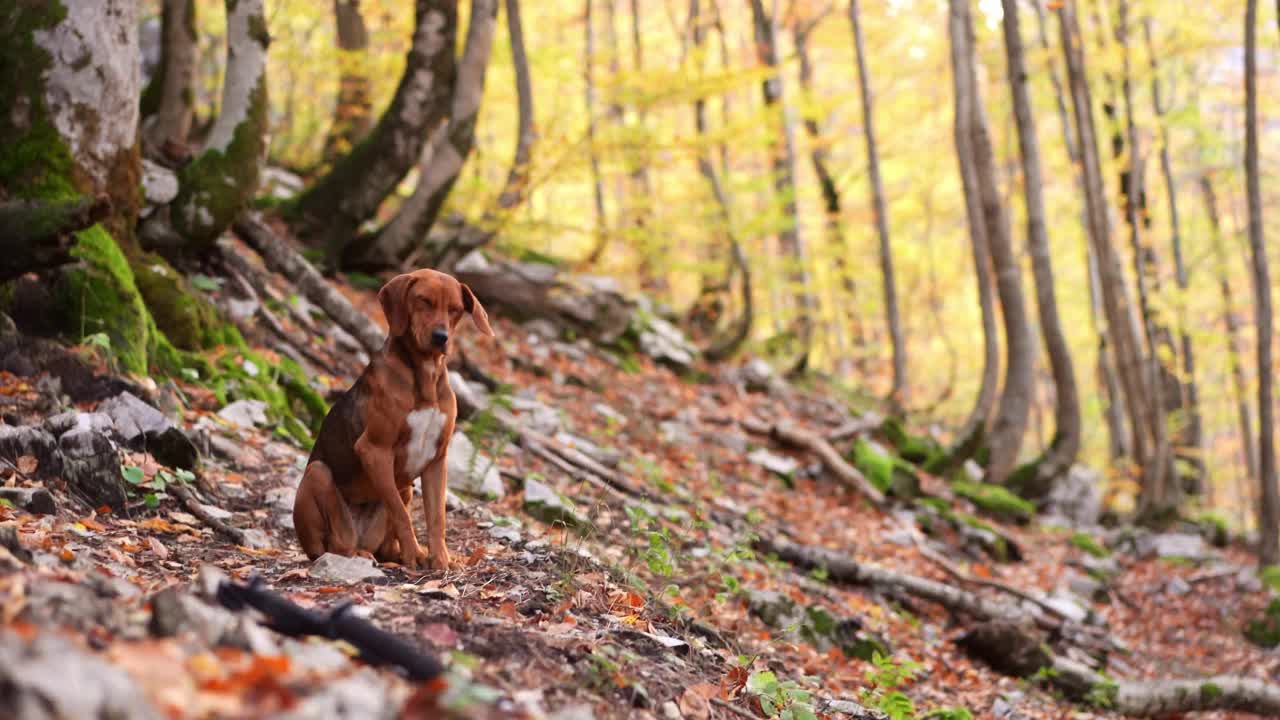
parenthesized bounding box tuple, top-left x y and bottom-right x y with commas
(1058, 0, 1155, 492)
(1201, 174, 1259, 496)
(141, 0, 197, 156)
(320, 0, 373, 165)
(688, 0, 751, 362)
(169, 0, 270, 254)
(958, 0, 1034, 486)
(1000, 0, 1080, 498)
(1245, 0, 1279, 565)
(1117, 0, 1177, 520)
(582, 0, 610, 265)
(750, 0, 812, 372)
(288, 0, 458, 266)
(940, 0, 1000, 476)
(350, 0, 498, 269)
(849, 0, 906, 409)
(495, 0, 535, 211)
(1144, 18, 1203, 495)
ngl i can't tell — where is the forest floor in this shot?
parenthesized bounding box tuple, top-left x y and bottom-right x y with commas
(0, 237, 1276, 720)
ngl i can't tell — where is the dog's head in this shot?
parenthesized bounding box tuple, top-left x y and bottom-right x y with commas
(378, 269, 494, 357)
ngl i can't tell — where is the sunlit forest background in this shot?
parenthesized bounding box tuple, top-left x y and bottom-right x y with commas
(158, 0, 1278, 524)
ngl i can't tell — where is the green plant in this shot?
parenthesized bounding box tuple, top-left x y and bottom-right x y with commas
(951, 480, 1035, 522)
(1259, 565, 1280, 593)
(745, 670, 818, 720)
(860, 652, 922, 720)
(122, 464, 195, 509)
(1069, 532, 1110, 559)
(922, 707, 972, 720)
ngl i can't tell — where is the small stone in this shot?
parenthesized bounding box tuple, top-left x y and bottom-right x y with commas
(240, 529, 273, 549)
(658, 421, 692, 446)
(223, 617, 279, 654)
(746, 589, 798, 628)
(1166, 576, 1192, 596)
(523, 477, 586, 530)
(310, 553, 385, 584)
(1039, 593, 1089, 623)
(141, 158, 179, 205)
(488, 525, 522, 544)
(823, 698, 883, 719)
(747, 448, 799, 478)
(281, 637, 352, 673)
(741, 358, 779, 393)
(97, 392, 168, 443)
(218, 399, 270, 428)
(510, 397, 559, 436)
(549, 704, 596, 720)
(1136, 532, 1209, 561)
(593, 403, 627, 426)
(0, 486, 56, 514)
(449, 371, 489, 420)
(661, 700, 682, 719)
(1064, 570, 1107, 602)
(148, 588, 235, 646)
(59, 428, 126, 510)
(447, 432, 504, 499)
(963, 459, 985, 483)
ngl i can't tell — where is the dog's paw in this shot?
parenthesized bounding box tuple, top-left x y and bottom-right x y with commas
(427, 548, 452, 571)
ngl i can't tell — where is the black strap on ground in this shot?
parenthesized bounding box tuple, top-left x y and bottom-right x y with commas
(216, 575, 445, 682)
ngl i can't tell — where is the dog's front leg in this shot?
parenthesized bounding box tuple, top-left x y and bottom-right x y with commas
(421, 455, 451, 570)
(356, 428, 426, 569)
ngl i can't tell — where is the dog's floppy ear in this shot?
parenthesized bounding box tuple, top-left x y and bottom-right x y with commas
(378, 274, 417, 337)
(460, 283, 494, 337)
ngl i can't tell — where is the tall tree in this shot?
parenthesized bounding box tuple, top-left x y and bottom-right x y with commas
(141, 0, 198, 156)
(955, 0, 1035, 486)
(288, 0, 458, 266)
(1244, 0, 1278, 564)
(320, 0, 373, 165)
(1201, 174, 1259, 494)
(350, 0, 499, 269)
(749, 0, 812, 371)
(942, 0, 1001, 475)
(582, 0, 610, 264)
(496, 0, 536, 211)
(1059, 0, 1156, 495)
(849, 0, 906, 409)
(1000, 0, 1080, 497)
(1144, 17, 1203, 494)
(168, 0, 271, 254)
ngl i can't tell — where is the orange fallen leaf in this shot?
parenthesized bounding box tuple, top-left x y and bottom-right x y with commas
(16, 455, 37, 475)
(148, 537, 170, 560)
(59, 547, 74, 563)
(79, 517, 106, 532)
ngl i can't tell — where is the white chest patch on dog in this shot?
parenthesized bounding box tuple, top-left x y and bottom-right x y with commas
(403, 408, 447, 478)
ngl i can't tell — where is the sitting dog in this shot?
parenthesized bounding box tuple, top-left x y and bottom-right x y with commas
(293, 269, 493, 570)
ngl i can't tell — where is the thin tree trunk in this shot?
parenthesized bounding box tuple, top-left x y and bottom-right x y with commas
(321, 0, 373, 165)
(1058, 0, 1154, 489)
(849, 0, 906, 409)
(496, 0, 535, 210)
(999, 0, 1080, 497)
(958, 0, 1034, 486)
(288, 0, 458, 266)
(750, 0, 812, 372)
(169, 0, 270, 254)
(352, 0, 498, 269)
(1033, 0, 1128, 461)
(1144, 18, 1203, 495)
(142, 0, 197, 155)
(688, 0, 751, 361)
(582, 0, 610, 264)
(940, 0, 1000, 476)
(1201, 175, 1259, 494)
(1244, 0, 1278, 565)
(1117, 0, 1176, 519)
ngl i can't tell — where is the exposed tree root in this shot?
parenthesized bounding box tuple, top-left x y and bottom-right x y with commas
(740, 416, 886, 506)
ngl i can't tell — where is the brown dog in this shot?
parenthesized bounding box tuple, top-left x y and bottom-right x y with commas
(293, 269, 494, 570)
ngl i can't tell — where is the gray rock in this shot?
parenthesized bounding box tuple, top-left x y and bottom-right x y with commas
(1237, 568, 1264, 593)
(310, 553, 385, 584)
(141, 158, 179, 205)
(1042, 464, 1102, 528)
(1136, 532, 1209, 560)
(661, 700, 682, 719)
(0, 630, 163, 720)
(148, 587, 236, 646)
(260, 166, 306, 200)
(222, 616, 279, 654)
(510, 397, 560, 436)
(523, 477, 586, 530)
(447, 431, 504, 499)
(963, 459, 985, 483)
(548, 704, 597, 720)
(554, 432, 620, 467)
(637, 315, 698, 370)
(746, 589, 798, 628)
(59, 427, 127, 509)
(218, 399, 270, 428)
(523, 318, 561, 341)
(741, 358, 779, 393)
(822, 698, 885, 719)
(0, 424, 63, 479)
(98, 391, 168, 442)
(0, 486, 56, 514)
(658, 421, 693, 446)
(449, 371, 489, 420)
(282, 637, 353, 673)
(1040, 592, 1089, 624)
(593, 403, 627, 426)
(488, 525, 522, 544)
(1079, 552, 1121, 578)
(43, 411, 115, 437)
(277, 668, 400, 720)
(748, 448, 799, 478)
(1064, 570, 1107, 603)
(1166, 576, 1192, 596)
(714, 431, 749, 454)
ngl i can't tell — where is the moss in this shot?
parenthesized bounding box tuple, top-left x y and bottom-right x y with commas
(1199, 682, 1223, 702)
(1069, 532, 1111, 559)
(1193, 511, 1231, 548)
(1259, 565, 1280, 593)
(131, 255, 228, 350)
(956, 512, 1012, 562)
(172, 75, 268, 251)
(952, 480, 1035, 523)
(57, 226, 152, 375)
(881, 417, 944, 467)
(853, 439, 895, 494)
(1245, 598, 1280, 648)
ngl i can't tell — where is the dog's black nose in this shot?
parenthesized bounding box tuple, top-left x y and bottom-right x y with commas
(431, 328, 449, 347)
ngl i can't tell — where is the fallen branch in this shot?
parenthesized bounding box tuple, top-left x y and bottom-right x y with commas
(741, 416, 886, 506)
(825, 414, 882, 443)
(170, 484, 247, 546)
(234, 213, 386, 355)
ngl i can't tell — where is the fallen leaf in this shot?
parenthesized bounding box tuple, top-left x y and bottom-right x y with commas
(59, 547, 74, 563)
(148, 537, 170, 560)
(498, 600, 519, 620)
(79, 517, 106, 532)
(465, 545, 487, 566)
(420, 622, 459, 648)
(276, 568, 309, 583)
(679, 683, 716, 720)
(16, 455, 37, 474)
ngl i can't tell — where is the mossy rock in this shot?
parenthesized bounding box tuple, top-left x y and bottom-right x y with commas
(132, 255, 235, 350)
(1192, 511, 1231, 548)
(880, 417, 944, 467)
(1259, 565, 1280, 593)
(955, 511, 1019, 562)
(205, 350, 325, 444)
(1245, 598, 1280, 648)
(1069, 532, 1111, 559)
(851, 438, 920, 499)
(55, 226, 153, 375)
(952, 480, 1035, 524)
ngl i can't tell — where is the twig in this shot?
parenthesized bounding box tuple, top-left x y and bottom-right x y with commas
(741, 416, 886, 506)
(711, 697, 758, 720)
(170, 483, 248, 546)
